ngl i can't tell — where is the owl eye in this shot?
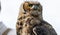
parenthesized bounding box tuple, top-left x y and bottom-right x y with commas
(29, 4, 33, 7)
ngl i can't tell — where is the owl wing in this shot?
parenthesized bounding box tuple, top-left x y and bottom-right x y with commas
(33, 21, 57, 35)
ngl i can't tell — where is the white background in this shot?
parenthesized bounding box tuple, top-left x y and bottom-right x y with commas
(0, 0, 60, 35)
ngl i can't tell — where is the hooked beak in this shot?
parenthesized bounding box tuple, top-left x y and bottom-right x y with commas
(31, 5, 38, 10)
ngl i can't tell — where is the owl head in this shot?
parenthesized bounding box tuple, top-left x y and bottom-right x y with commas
(20, 1, 42, 12)
(23, 1, 42, 11)
(20, 1, 42, 17)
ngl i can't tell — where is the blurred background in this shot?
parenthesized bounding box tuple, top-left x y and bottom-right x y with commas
(0, 0, 60, 35)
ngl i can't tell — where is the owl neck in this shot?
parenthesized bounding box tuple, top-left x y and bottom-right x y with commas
(24, 10, 43, 20)
(31, 13, 43, 21)
(38, 14, 43, 21)
(30, 11, 43, 21)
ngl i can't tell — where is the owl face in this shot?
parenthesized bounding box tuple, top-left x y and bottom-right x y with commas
(23, 1, 42, 11)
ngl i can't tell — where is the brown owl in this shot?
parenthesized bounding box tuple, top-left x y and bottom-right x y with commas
(16, 1, 57, 35)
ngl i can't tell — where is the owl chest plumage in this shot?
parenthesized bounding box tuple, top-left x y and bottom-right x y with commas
(16, 12, 41, 35)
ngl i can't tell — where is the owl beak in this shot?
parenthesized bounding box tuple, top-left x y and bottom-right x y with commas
(31, 5, 38, 10)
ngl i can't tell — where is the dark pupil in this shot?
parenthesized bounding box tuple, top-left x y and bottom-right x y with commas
(29, 4, 33, 7)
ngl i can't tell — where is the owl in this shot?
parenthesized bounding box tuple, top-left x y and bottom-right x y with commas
(16, 1, 57, 35)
